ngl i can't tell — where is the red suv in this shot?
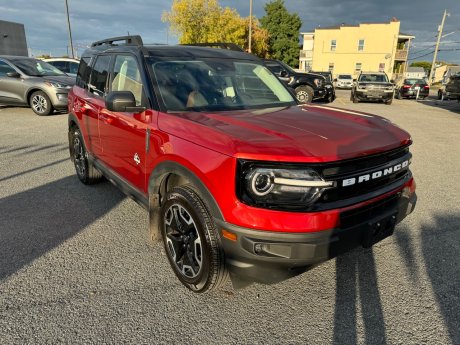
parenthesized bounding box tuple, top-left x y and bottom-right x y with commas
(68, 36, 417, 292)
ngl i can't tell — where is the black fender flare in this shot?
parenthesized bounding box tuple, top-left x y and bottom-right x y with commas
(147, 161, 224, 241)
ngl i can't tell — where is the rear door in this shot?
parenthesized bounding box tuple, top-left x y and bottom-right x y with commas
(83, 55, 112, 155)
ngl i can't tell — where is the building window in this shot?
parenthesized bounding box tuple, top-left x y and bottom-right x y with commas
(330, 40, 337, 52)
(355, 63, 362, 72)
(328, 63, 334, 73)
(358, 39, 365, 51)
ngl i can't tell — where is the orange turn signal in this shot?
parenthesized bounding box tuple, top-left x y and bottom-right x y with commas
(222, 229, 237, 242)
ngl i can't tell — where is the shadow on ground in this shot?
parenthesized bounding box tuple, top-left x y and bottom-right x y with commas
(0, 175, 125, 281)
(332, 212, 460, 345)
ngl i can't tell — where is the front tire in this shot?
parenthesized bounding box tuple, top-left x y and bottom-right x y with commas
(160, 185, 228, 293)
(352, 93, 359, 103)
(295, 85, 314, 103)
(70, 127, 103, 184)
(30, 91, 53, 116)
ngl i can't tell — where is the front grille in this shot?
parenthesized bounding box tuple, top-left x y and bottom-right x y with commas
(314, 146, 411, 210)
(339, 194, 400, 229)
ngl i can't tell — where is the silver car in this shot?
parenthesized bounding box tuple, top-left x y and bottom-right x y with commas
(0, 56, 75, 115)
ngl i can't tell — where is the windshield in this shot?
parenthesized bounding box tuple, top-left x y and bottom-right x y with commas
(12, 58, 66, 77)
(150, 59, 296, 112)
(358, 74, 389, 83)
(338, 75, 352, 79)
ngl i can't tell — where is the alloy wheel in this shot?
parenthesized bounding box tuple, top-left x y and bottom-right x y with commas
(164, 204, 203, 279)
(73, 135, 86, 177)
(32, 94, 48, 114)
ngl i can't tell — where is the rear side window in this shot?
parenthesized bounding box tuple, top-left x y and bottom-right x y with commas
(89, 55, 111, 97)
(76, 57, 91, 88)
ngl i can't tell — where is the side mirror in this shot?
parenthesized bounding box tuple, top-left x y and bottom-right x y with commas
(333, 78, 337, 82)
(280, 70, 288, 78)
(353, 78, 357, 82)
(105, 91, 145, 113)
(390, 79, 395, 84)
(6, 71, 21, 78)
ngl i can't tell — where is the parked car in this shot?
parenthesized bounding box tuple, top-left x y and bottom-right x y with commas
(43, 57, 80, 78)
(68, 35, 416, 292)
(396, 78, 429, 99)
(0, 55, 75, 115)
(263, 59, 333, 103)
(443, 72, 460, 101)
(351, 72, 395, 104)
(334, 74, 353, 89)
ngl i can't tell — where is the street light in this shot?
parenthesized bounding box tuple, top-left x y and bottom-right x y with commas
(65, 0, 74, 58)
(248, 0, 253, 53)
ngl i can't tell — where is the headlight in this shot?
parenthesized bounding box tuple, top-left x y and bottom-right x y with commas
(358, 84, 366, 90)
(385, 85, 394, 90)
(44, 81, 68, 88)
(238, 162, 333, 211)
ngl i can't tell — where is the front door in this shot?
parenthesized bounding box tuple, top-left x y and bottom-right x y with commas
(98, 54, 151, 193)
(0, 60, 26, 105)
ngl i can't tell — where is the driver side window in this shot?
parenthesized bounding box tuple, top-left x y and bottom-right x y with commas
(112, 55, 145, 106)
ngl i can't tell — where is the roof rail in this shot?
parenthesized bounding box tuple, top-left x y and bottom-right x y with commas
(183, 43, 245, 52)
(91, 35, 143, 47)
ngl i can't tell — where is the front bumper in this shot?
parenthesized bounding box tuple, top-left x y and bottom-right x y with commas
(355, 89, 393, 101)
(217, 188, 416, 285)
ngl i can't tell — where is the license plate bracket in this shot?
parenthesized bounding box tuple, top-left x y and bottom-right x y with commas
(362, 212, 397, 248)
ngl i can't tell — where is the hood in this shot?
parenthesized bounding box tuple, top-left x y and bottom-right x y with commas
(42, 75, 75, 86)
(158, 105, 411, 163)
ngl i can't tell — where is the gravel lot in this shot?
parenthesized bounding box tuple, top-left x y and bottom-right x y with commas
(1, 92, 459, 345)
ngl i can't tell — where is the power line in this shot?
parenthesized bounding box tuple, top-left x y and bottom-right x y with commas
(408, 50, 436, 60)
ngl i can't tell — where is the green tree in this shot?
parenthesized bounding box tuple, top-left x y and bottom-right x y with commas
(260, 0, 302, 67)
(410, 61, 432, 74)
(162, 0, 269, 57)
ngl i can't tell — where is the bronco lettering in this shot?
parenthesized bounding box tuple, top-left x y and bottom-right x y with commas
(342, 160, 409, 187)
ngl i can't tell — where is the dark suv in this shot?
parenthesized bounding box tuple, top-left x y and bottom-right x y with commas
(68, 36, 416, 292)
(263, 59, 333, 103)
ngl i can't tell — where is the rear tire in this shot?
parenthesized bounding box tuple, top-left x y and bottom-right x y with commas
(160, 184, 228, 293)
(295, 85, 314, 103)
(386, 98, 393, 105)
(70, 127, 103, 184)
(30, 91, 53, 116)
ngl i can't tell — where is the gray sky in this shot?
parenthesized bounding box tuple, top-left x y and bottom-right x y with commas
(1, 0, 459, 63)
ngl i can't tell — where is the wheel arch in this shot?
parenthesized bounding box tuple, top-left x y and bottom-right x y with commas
(67, 113, 83, 162)
(148, 160, 224, 241)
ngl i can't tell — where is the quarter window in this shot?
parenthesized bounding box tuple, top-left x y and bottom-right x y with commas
(89, 55, 111, 96)
(330, 40, 337, 52)
(358, 39, 365, 51)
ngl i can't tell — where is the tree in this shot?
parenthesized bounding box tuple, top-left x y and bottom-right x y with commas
(162, 0, 269, 57)
(260, 0, 302, 67)
(410, 61, 432, 74)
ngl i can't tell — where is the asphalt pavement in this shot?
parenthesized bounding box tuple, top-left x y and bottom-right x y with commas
(0, 93, 459, 345)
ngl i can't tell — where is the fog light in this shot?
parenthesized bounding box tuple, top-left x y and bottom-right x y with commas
(254, 244, 263, 254)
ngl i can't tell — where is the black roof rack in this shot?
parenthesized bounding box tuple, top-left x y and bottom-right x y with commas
(182, 43, 245, 52)
(91, 35, 143, 47)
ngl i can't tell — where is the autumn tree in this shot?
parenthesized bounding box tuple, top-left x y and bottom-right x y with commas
(162, 0, 269, 57)
(260, 0, 302, 67)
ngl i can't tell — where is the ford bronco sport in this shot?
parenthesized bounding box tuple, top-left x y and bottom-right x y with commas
(68, 36, 416, 292)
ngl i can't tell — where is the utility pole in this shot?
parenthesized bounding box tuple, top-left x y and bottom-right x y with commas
(248, 0, 253, 53)
(429, 9, 449, 85)
(65, 0, 74, 58)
